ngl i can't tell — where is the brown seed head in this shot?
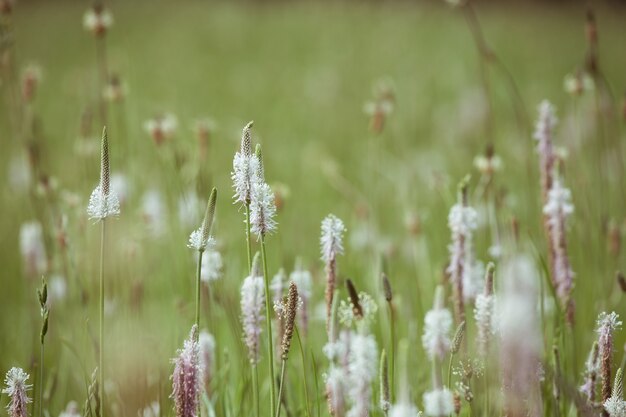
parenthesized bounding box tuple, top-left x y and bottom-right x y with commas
(346, 279, 363, 319)
(281, 282, 298, 360)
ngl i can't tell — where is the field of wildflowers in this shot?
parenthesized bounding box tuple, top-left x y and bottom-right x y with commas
(1, 1, 626, 417)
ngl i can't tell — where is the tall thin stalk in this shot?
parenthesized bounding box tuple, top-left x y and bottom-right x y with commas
(245, 204, 252, 273)
(195, 250, 204, 335)
(99, 218, 106, 417)
(260, 236, 276, 417)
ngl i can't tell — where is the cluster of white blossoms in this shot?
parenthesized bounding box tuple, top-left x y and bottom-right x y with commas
(87, 184, 120, 221)
(240, 273, 265, 365)
(346, 333, 378, 417)
(200, 250, 223, 283)
(320, 214, 346, 263)
(422, 288, 453, 361)
(231, 122, 277, 239)
(19, 221, 47, 277)
(338, 292, 379, 331)
(423, 388, 454, 417)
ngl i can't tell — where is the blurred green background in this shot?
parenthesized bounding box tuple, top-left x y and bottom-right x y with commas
(1, 1, 626, 416)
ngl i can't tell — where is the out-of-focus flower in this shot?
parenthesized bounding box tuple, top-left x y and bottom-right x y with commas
(144, 113, 178, 145)
(200, 249, 222, 283)
(171, 326, 201, 417)
(21, 64, 42, 103)
(2, 367, 32, 417)
(142, 189, 167, 237)
(423, 388, 454, 417)
(103, 73, 126, 103)
(20, 221, 47, 277)
(83, 5, 113, 37)
(564, 72, 594, 96)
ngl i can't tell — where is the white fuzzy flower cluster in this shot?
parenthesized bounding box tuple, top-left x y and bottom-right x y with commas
(110, 173, 130, 206)
(447, 202, 482, 301)
(3, 367, 31, 417)
(544, 178, 574, 220)
(346, 333, 378, 417)
(87, 184, 120, 221)
(422, 306, 453, 360)
(605, 395, 626, 417)
(83, 7, 113, 35)
(200, 250, 223, 283)
(533, 100, 558, 147)
(250, 181, 277, 238)
(474, 292, 497, 356)
(423, 388, 454, 417)
(142, 189, 166, 237)
(240, 275, 265, 365)
(187, 229, 215, 251)
(389, 403, 422, 417)
(232, 151, 260, 206)
(143, 113, 178, 144)
(199, 330, 216, 388)
(19, 221, 47, 277)
(321, 214, 346, 263)
(338, 292, 378, 331)
(59, 401, 81, 417)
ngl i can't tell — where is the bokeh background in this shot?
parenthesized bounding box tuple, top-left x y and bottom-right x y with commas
(1, 1, 626, 416)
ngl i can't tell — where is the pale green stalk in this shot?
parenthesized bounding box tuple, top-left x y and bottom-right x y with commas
(275, 360, 287, 417)
(38, 342, 44, 417)
(245, 204, 252, 273)
(252, 365, 259, 417)
(295, 327, 312, 417)
(99, 218, 106, 417)
(195, 250, 204, 336)
(260, 236, 276, 417)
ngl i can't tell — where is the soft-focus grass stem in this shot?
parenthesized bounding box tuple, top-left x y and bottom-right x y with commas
(252, 365, 259, 417)
(387, 302, 396, 402)
(245, 204, 252, 273)
(99, 218, 106, 417)
(261, 236, 276, 417)
(295, 327, 312, 417)
(195, 250, 204, 336)
(275, 360, 287, 417)
(38, 342, 44, 417)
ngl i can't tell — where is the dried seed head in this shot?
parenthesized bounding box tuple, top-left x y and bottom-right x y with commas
(382, 273, 393, 302)
(485, 263, 495, 296)
(453, 391, 462, 416)
(617, 271, 626, 293)
(281, 282, 299, 360)
(37, 276, 48, 308)
(451, 321, 466, 355)
(346, 279, 363, 320)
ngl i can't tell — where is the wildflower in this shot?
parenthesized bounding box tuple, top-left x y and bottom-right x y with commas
(346, 333, 378, 417)
(605, 368, 626, 417)
(473, 144, 502, 176)
(564, 72, 594, 96)
(58, 401, 80, 417)
(200, 250, 223, 283)
(423, 388, 454, 417)
(321, 214, 346, 263)
(499, 254, 543, 417)
(249, 181, 277, 239)
(199, 330, 216, 393)
(325, 365, 347, 417)
(422, 286, 453, 360)
(83, 4, 113, 36)
(103, 73, 125, 103)
(231, 121, 259, 205)
(171, 326, 201, 417)
(279, 282, 299, 360)
(389, 403, 421, 417)
(141, 189, 166, 237)
(338, 291, 378, 332)
(290, 261, 312, 334)
(21, 64, 42, 103)
(19, 221, 47, 277)
(580, 342, 599, 402)
(598, 312, 622, 404)
(110, 173, 130, 206)
(474, 263, 496, 357)
(446, 177, 479, 322)
(187, 188, 217, 252)
(2, 367, 32, 417)
(144, 113, 178, 145)
(194, 118, 215, 161)
(241, 257, 265, 365)
(140, 402, 160, 417)
(533, 100, 557, 201)
(543, 178, 575, 310)
(87, 128, 120, 221)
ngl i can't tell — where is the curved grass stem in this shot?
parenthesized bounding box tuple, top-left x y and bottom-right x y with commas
(261, 236, 276, 417)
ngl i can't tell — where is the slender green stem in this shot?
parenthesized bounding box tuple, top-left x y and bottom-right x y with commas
(295, 327, 312, 417)
(447, 353, 454, 389)
(388, 303, 396, 402)
(195, 250, 204, 335)
(99, 219, 106, 417)
(245, 204, 253, 273)
(38, 342, 44, 417)
(261, 236, 276, 417)
(252, 365, 259, 417)
(275, 360, 287, 417)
